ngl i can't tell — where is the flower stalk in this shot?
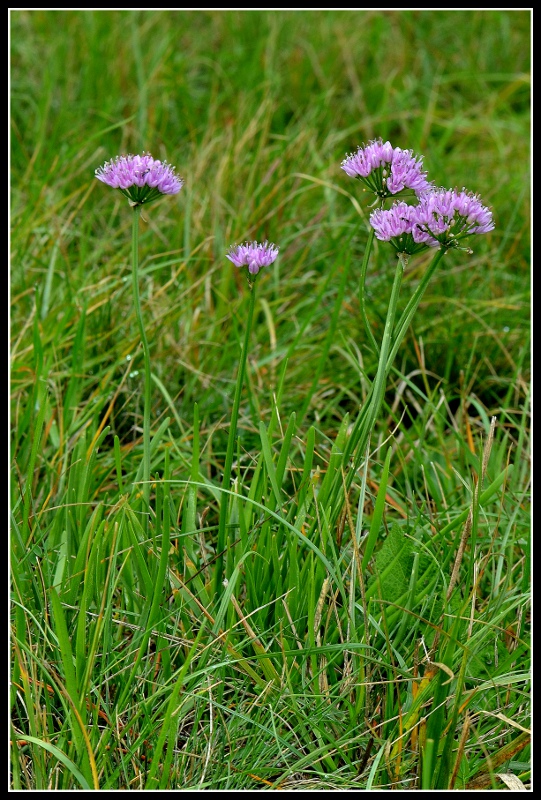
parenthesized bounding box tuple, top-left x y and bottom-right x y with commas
(95, 152, 183, 519)
(130, 206, 153, 514)
(331, 140, 495, 534)
(213, 240, 279, 595)
(358, 226, 380, 355)
(213, 283, 257, 596)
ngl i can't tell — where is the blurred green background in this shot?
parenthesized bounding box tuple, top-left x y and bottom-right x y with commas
(11, 8, 530, 443)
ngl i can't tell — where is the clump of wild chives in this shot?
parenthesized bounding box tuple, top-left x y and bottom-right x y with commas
(341, 138, 433, 353)
(338, 138, 495, 504)
(95, 152, 183, 516)
(335, 141, 497, 706)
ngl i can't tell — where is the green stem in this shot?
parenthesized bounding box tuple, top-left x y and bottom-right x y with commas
(359, 226, 380, 355)
(311, 246, 446, 541)
(346, 246, 446, 467)
(131, 207, 152, 516)
(386, 246, 446, 371)
(318, 254, 405, 537)
(366, 252, 406, 431)
(342, 252, 405, 470)
(213, 282, 257, 597)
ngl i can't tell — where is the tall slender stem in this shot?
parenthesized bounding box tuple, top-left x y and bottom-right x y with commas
(325, 246, 446, 534)
(345, 246, 446, 469)
(366, 252, 406, 432)
(342, 252, 406, 470)
(318, 254, 405, 536)
(131, 206, 152, 516)
(213, 284, 257, 597)
(386, 247, 446, 372)
(359, 226, 380, 355)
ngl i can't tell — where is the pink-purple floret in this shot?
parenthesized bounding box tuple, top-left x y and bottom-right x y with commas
(370, 202, 422, 241)
(226, 241, 279, 275)
(416, 189, 495, 236)
(95, 153, 183, 195)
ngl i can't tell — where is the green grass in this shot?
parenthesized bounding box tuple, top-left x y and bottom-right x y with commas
(10, 9, 530, 790)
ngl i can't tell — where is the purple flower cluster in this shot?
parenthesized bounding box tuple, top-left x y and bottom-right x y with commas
(95, 153, 183, 207)
(370, 202, 432, 256)
(369, 189, 495, 254)
(415, 189, 495, 243)
(341, 138, 432, 199)
(226, 241, 279, 276)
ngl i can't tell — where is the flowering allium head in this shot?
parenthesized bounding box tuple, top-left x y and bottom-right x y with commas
(341, 138, 432, 200)
(95, 152, 183, 207)
(370, 202, 437, 256)
(413, 188, 495, 250)
(226, 241, 279, 276)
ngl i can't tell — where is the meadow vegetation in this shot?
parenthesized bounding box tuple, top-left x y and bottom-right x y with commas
(10, 9, 530, 790)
